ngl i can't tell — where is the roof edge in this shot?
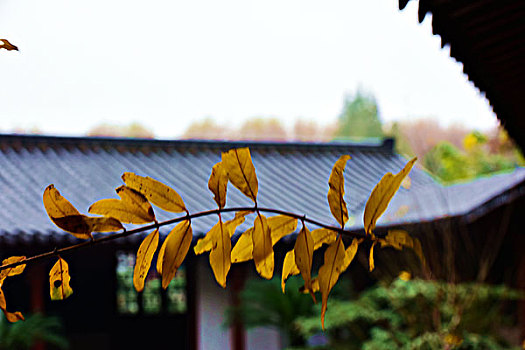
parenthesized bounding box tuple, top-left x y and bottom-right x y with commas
(0, 133, 395, 153)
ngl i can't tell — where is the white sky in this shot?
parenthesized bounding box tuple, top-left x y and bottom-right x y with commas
(0, 0, 498, 138)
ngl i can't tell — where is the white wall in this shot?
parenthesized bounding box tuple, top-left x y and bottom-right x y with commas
(195, 257, 281, 350)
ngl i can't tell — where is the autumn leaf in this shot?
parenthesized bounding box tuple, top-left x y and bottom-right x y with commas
(363, 157, 416, 235)
(133, 229, 159, 292)
(327, 155, 351, 228)
(0, 256, 26, 283)
(252, 214, 273, 279)
(379, 230, 426, 267)
(209, 220, 232, 287)
(122, 173, 186, 213)
(281, 228, 337, 293)
(194, 211, 250, 255)
(44, 185, 123, 239)
(221, 148, 258, 202)
(89, 186, 155, 224)
(294, 224, 315, 302)
(343, 238, 360, 270)
(0, 287, 24, 322)
(208, 162, 228, 209)
(281, 250, 301, 293)
(161, 220, 192, 289)
(0, 39, 18, 51)
(231, 215, 297, 263)
(369, 241, 377, 272)
(49, 257, 73, 300)
(156, 237, 167, 275)
(318, 235, 346, 330)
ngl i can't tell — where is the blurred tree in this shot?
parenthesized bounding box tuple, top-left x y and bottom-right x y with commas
(292, 119, 337, 142)
(87, 122, 154, 138)
(181, 117, 229, 140)
(237, 117, 288, 141)
(335, 90, 383, 139)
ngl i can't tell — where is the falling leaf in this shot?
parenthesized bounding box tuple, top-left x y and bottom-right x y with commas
(294, 224, 315, 302)
(89, 186, 155, 224)
(363, 157, 416, 235)
(209, 220, 232, 287)
(208, 162, 228, 209)
(0, 256, 26, 283)
(221, 148, 258, 202)
(369, 241, 377, 272)
(252, 214, 273, 279)
(194, 211, 249, 255)
(49, 257, 73, 300)
(122, 173, 186, 213)
(231, 215, 297, 263)
(327, 155, 351, 227)
(133, 229, 159, 292)
(281, 228, 337, 293)
(0, 39, 18, 51)
(161, 220, 192, 289)
(318, 235, 346, 330)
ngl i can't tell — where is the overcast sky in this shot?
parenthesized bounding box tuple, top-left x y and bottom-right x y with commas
(0, 0, 498, 138)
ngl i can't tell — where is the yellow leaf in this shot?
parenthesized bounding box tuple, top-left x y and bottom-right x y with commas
(122, 172, 186, 213)
(369, 241, 377, 272)
(209, 220, 232, 287)
(252, 214, 273, 279)
(0, 39, 18, 51)
(300, 277, 320, 294)
(49, 257, 73, 300)
(43, 185, 90, 239)
(0, 287, 24, 322)
(342, 238, 360, 271)
(294, 224, 315, 302)
(318, 235, 346, 330)
(133, 229, 159, 292)
(194, 211, 249, 255)
(380, 230, 426, 267)
(89, 186, 155, 224)
(208, 162, 228, 209)
(327, 155, 351, 227)
(156, 237, 166, 275)
(281, 228, 337, 293)
(363, 157, 416, 235)
(231, 215, 297, 263)
(161, 220, 192, 289)
(0, 256, 26, 284)
(52, 215, 123, 235)
(311, 228, 338, 250)
(281, 250, 301, 293)
(221, 148, 258, 202)
(398, 271, 411, 281)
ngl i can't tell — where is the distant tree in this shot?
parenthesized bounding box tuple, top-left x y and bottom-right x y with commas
(237, 117, 288, 141)
(335, 90, 383, 139)
(292, 119, 337, 142)
(87, 122, 154, 138)
(181, 117, 229, 140)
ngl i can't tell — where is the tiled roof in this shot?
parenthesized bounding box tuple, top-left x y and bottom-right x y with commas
(0, 134, 523, 245)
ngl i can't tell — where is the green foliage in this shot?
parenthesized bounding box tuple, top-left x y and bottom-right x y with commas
(296, 278, 522, 350)
(0, 313, 68, 350)
(423, 140, 519, 184)
(335, 90, 384, 140)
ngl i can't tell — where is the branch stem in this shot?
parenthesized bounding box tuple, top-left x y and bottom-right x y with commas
(0, 206, 365, 272)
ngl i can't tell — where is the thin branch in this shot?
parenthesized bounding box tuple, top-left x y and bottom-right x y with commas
(0, 206, 366, 272)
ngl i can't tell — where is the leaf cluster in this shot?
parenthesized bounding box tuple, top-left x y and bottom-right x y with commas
(0, 147, 421, 329)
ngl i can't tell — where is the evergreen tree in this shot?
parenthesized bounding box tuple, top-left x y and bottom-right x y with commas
(335, 90, 384, 139)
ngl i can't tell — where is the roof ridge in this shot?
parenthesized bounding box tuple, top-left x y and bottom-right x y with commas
(0, 133, 395, 153)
